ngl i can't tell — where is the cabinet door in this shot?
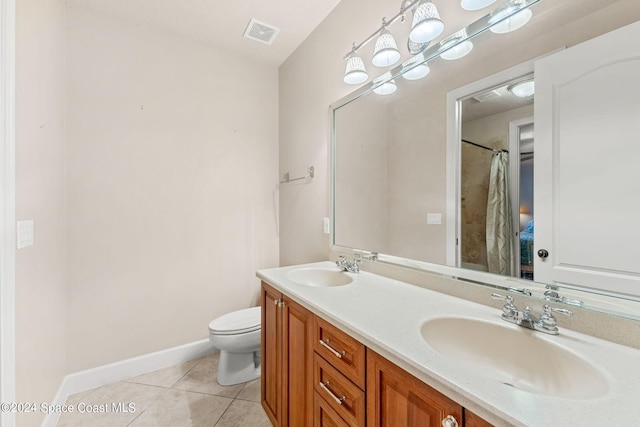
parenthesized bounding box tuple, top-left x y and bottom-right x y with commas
(464, 409, 494, 427)
(282, 296, 314, 427)
(261, 282, 282, 426)
(367, 349, 462, 427)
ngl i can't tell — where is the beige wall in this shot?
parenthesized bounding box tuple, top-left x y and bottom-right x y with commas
(64, 8, 279, 372)
(279, 0, 640, 266)
(15, 0, 67, 426)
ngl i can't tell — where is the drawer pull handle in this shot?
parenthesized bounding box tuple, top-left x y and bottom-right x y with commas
(319, 381, 346, 405)
(319, 339, 346, 359)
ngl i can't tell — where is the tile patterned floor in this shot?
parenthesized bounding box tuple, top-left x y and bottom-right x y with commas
(58, 354, 271, 427)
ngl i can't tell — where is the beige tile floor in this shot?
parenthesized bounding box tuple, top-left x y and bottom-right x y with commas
(58, 353, 271, 427)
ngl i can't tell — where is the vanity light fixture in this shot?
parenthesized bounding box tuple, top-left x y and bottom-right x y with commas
(373, 73, 398, 95)
(461, 0, 498, 11)
(508, 77, 535, 98)
(489, 0, 533, 33)
(372, 22, 402, 67)
(344, 53, 369, 84)
(342, 0, 540, 87)
(409, 1, 445, 43)
(439, 28, 474, 60)
(402, 53, 431, 80)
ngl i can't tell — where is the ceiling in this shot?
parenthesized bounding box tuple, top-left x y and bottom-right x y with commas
(66, 0, 344, 67)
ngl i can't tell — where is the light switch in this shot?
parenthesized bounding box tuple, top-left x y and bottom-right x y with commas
(323, 217, 331, 234)
(17, 220, 34, 249)
(427, 213, 442, 225)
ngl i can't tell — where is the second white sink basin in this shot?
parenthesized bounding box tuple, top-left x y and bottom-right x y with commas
(286, 267, 353, 287)
(421, 317, 609, 399)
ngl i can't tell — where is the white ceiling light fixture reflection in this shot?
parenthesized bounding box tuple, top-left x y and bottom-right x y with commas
(461, 0, 498, 11)
(372, 23, 401, 67)
(508, 78, 535, 98)
(373, 73, 397, 95)
(489, 0, 533, 34)
(409, 1, 445, 44)
(439, 29, 474, 61)
(402, 53, 431, 80)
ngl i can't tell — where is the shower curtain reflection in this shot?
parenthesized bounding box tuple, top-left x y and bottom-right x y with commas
(486, 151, 514, 275)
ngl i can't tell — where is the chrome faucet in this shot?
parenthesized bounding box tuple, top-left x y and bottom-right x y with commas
(336, 255, 361, 273)
(491, 293, 572, 335)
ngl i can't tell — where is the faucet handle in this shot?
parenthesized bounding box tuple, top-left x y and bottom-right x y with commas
(491, 293, 518, 319)
(543, 304, 572, 317)
(538, 304, 572, 334)
(491, 292, 514, 304)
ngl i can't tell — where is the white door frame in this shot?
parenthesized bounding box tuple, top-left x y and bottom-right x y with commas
(508, 116, 534, 276)
(0, 0, 16, 424)
(445, 59, 536, 268)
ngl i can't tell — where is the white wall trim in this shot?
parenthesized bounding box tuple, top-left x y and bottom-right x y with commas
(0, 0, 16, 426)
(42, 339, 216, 427)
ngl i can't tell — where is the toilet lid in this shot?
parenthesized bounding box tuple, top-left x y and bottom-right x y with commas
(209, 306, 261, 335)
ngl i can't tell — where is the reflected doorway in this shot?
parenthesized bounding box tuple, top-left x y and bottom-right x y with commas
(458, 76, 534, 279)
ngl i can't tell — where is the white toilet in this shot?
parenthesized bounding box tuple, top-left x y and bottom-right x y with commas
(208, 306, 261, 386)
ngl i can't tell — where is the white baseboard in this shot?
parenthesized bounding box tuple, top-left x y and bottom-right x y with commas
(42, 339, 216, 427)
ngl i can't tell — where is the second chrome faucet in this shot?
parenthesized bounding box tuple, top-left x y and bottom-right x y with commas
(491, 292, 572, 335)
(336, 255, 361, 273)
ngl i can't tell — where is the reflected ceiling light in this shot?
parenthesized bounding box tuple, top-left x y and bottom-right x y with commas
(489, 0, 533, 34)
(409, 1, 445, 44)
(373, 73, 397, 95)
(402, 53, 431, 80)
(439, 29, 474, 61)
(461, 0, 497, 11)
(372, 24, 401, 67)
(343, 54, 368, 85)
(508, 78, 535, 98)
(407, 38, 430, 55)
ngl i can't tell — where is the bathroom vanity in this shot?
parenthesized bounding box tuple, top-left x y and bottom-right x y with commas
(257, 262, 640, 426)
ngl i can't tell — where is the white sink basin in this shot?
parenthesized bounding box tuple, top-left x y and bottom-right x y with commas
(420, 317, 609, 399)
(286, 267, 353, 287)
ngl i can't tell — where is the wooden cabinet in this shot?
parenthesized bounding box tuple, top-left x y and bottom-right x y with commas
(367, 349, 463, 427)
(261, 282, 314, 427)
(313, 318, 366, 426)
(464, 410, 494, 427)
(262, 282, 494, 427)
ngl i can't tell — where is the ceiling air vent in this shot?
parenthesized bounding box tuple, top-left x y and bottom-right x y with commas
(244, 18, 280, 45)
(473, 89, 501, 103)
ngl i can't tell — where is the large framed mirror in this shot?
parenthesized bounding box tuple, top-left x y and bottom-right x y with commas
(331, 0, 640, 320)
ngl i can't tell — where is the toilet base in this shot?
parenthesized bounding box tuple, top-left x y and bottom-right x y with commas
(217, 349, 261, 386)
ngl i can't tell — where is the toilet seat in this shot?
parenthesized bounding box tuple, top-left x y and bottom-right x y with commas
(209, 306, 261, 335)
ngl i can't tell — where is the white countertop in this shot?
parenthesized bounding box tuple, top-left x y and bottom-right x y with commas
(257, 261, 640, 427)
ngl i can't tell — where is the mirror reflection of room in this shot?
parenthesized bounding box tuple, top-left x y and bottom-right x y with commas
(460, 76, 534, 280)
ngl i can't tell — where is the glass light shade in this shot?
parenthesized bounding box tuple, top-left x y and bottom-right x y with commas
(489, 0, 532, 34)
(407, 38, 430, 55)
(343, 56, 368, 84)
(439, 29, 473, 61)
(409, 1, 444, 44)
(508, 79, 535, 97)
(373, 73, 397, 95)
(461, 0, 497, 11)
(402, 54, 431, 80)
(372, 30, 401, 67)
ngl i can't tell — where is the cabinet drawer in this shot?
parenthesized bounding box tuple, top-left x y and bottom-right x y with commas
(314, 353, 365, 427)
(314, 391, 351, 427)
(314, 316, 366, 388)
